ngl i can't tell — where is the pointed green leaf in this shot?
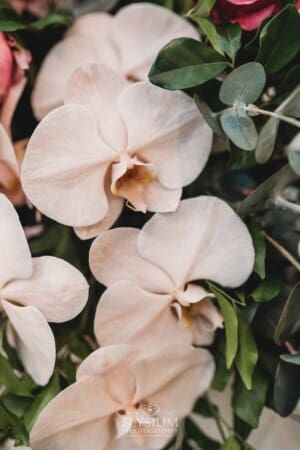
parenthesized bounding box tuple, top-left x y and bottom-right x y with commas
(274, 283, 300, 345)
(257, 5, 300, 74)
(149, 38, 229, 89)
(248, 222, 266, 279)
(220, 436, 241, 450)
(251, 276, 282, 303)
(274, 360, 300, 416)
(236, 314, 258, 389)
(217, 24, 241, 64)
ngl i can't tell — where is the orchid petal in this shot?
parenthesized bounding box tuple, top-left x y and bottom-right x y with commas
(2, 256, 89, 323)
(138, 196, 255, 288)
(2, 301, 55, 385)
(22, 105, 115, 227)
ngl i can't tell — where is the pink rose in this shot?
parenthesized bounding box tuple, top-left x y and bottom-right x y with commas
(211, 0, 281, 31)
(0, 33, 31, 132)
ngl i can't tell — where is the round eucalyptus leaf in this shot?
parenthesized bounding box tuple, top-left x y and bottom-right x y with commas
(288, 150, 300, 177)
(220, 108, 257, 151)
(219, 62, 266, 106)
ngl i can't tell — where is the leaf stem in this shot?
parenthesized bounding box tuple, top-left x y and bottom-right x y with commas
(247, 104, 300, 128)
(263, 232, 300, 271)
(206, 395, 227, 442)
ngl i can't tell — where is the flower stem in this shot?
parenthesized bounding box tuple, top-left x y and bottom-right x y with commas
(247, 105, 300, 128)
(264, 232, 300, 272)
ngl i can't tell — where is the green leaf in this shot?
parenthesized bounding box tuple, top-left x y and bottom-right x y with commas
(194, 17, 225, 55)
(211, 337, 232, 391)
(24, 372, 60, 431)
(0, 354, 34, 398)
(187, 0, 216, 18)
(217, 24, 241, 64)
(29, 9, 73, 30)
(220, 436, 241, 450)
(232, 368, 268, 428)
(194, 95, 224, 136)
(274, 360, 300, 416)
(236, 314, 258, 389)
(184, 417, 220, 450)
(219, 62, 266, 106)
(220, 108, 257, 151)
(0, 3, 28, 31)
(257, 5, 300, 74)
(251, 276, 281, 302)
(237, 165, 292, 216)
(209, 284, 238, 368)
(280, 353, 300, 365)
(148, 38, 229, 89)
(274, 283, 300, 345)
(193, 397, 219, 417)
(0, 403, 29, 446)
(248, 222, 266, 279)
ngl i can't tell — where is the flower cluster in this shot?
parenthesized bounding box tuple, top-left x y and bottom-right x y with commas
(0, 0, 299, 449)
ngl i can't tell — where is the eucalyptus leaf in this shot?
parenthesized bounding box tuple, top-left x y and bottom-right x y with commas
(288, 150, 300, 177)
(232, 369, 268, 428)
(251, 276, 282, 302)
(257, 5, 300, 74)
(209, 284, 238, 368)
(148, 38, 229, 89)
(274, 283, 300, 345)
(236, 314, 258, 390)
(220, 108, 257, 151)
(219, 62, 266, 106)
(274, 360, 300, 416)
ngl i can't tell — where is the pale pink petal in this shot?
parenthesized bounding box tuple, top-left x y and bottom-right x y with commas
(133, 344, 214, 417)
(175, 284, 214, 305)
(144, 180, 182, 213)
(0, 194, 31, 287)
(2, 301, 55, 385)
(31, 36, 98, 120)
(77, 345, 138, 406)
(2, 256, 89, 323)
(118, 82, 212, 188)
(30, 377, 120, 450)
(112, 3, 199, 80)
(74, 194, 123, 240)
(89, 227, 173, 292)
(65, 63, 128, 149)
(22, 105, 116, 227)
(0, 76, 26, 134)
(94, 281, 184, 347)
(138, 196, 255, 288)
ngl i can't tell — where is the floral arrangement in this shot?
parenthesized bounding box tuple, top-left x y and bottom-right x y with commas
(0, 0, 299, 449)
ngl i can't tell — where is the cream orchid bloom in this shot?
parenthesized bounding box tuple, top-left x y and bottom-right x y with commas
(30, 343, 214, 450)
(0, 123, 24, 205)
(22, 63, 212, 239)
(0, 194, 89, 385)
(31, 2, 198, 120)
(90, 196, 255, 347)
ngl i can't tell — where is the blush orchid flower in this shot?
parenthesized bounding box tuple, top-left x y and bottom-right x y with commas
(0, 195, 89, 385)
(90, 196, 255, 347)
(22, 63, 212, 239)
(31, 2, 198, 120)
(0, 123, 24, 205)
(30, 343, 214, 450)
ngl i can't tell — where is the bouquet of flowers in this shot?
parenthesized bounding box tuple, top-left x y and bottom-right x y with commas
(0, 0, 299, 448)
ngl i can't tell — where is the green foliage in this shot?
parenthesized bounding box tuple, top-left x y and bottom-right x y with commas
(274, 283, 300, 344)
(236, 314, 258, 389)
(232, 369, 269, 428)
(274, 360, 300, 416)
(257, 5, 300, 74)
(220, 436, 241, 450)
(251, 277, 282, 303)
(248, 222, 266, 279)
(148, 38, 229, 89)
